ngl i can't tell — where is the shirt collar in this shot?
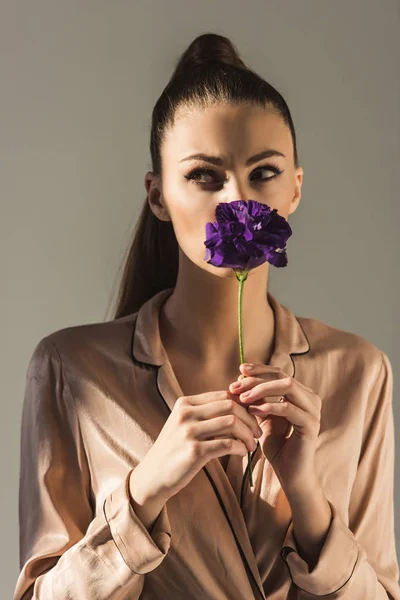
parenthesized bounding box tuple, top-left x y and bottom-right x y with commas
(131, 287, 310, 375)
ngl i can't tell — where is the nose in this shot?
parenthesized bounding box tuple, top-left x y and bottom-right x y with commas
(218, 177, 252, 205)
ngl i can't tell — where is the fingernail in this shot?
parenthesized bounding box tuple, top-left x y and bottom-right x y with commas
(230, 382, 241, 389)
(241, 390, 251, 399)
(244, 363, 254, 370)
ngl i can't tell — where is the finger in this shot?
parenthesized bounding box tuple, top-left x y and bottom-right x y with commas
(186, 390, 262, 435)
(185, 389, 235, 405)
(228, 392, 263, 433)
(239, 377, 321, 418)
(194, 413, 258, 453)
(188, 397, 262, 438)
(229, 375, 275, 394)
(233, 402, 263, 438)
(248, 401, 319, 436)
(240, 363, 283, 376)
(230, 374, 286, 406)
(227, 392, 264, 432)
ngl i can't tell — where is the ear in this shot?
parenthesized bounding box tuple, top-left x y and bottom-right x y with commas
(288, 166, 303, 216)
(145, 171, 171, 222)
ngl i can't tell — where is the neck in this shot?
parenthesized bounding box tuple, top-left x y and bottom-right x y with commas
(159, 253, 275, 374)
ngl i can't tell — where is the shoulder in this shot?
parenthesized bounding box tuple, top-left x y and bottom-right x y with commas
(28, 312, 139, 374)
(296, 313, 388, 383)
(293, 314, 393, 436)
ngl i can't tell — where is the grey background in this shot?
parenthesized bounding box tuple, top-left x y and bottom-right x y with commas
(2, 0, 399, 596)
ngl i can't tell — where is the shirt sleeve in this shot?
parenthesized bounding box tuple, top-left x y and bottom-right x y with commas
(279, 350, 400, 599)
(14, 337, 172, 600)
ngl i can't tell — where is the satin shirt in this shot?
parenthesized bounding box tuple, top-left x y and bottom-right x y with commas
(14, 288, 400, 599)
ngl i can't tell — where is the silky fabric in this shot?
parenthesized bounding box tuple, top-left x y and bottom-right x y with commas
(14, 288, 400, 599)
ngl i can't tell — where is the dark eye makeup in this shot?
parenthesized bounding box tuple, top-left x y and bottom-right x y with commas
(183, 163, 283, 186)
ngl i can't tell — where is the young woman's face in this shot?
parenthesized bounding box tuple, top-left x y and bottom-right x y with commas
(146, 103, 303, 277)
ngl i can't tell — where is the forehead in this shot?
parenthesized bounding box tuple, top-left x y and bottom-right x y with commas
(162, 103, 291, 164)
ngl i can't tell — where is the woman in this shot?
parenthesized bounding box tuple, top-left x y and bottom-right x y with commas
(14, 33, 400, 599)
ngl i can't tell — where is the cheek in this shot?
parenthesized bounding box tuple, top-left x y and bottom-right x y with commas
(163, 184, 199, 228)
(171, 209, 232, 274)
(168, 203, 208, 256)
(166, 189, 212, 240)
(171, 203, 206, 237)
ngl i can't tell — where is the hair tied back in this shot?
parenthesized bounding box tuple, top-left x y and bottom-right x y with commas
(172, 32, 248, 79)
(109, 31, 299, 319)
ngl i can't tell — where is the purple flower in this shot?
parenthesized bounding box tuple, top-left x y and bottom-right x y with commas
(203, 199, 293, 487)
(204, 200, 292, 271)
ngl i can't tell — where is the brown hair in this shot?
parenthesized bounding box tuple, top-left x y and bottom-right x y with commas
(107, 32, 299, 320)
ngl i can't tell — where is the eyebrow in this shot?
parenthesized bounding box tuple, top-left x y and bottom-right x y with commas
(180, 149, 286, 167)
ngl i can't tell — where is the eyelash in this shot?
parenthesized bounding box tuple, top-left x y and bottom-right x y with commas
(184, 163, 283, 186)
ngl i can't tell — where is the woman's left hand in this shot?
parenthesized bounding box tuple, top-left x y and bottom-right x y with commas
(229, 363, 322, 495)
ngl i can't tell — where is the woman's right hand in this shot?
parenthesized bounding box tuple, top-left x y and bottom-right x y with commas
(137, 390, 263, 502)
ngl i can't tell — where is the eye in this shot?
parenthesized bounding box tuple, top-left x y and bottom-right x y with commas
(184, 163, 283, 186)
(184, 168, 216, 185)
(252, 165, 283, 181)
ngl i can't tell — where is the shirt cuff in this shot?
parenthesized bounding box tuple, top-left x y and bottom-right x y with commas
(280, 499, 359, 596)
(104, 468, 172, 575)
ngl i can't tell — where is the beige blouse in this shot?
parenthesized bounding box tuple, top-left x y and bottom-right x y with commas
(14, 288, 400, 599)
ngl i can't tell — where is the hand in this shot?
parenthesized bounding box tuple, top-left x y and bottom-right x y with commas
(229, 363, 322, 495)
(138, 389, 263, 502)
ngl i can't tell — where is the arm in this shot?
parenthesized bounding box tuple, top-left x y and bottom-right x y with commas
(280, 351, 400, 599)
(128, 462, 169, 534)
(14, 337, 172, 600)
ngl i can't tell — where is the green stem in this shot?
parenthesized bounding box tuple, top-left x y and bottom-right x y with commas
(236, 269, 254, 488)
